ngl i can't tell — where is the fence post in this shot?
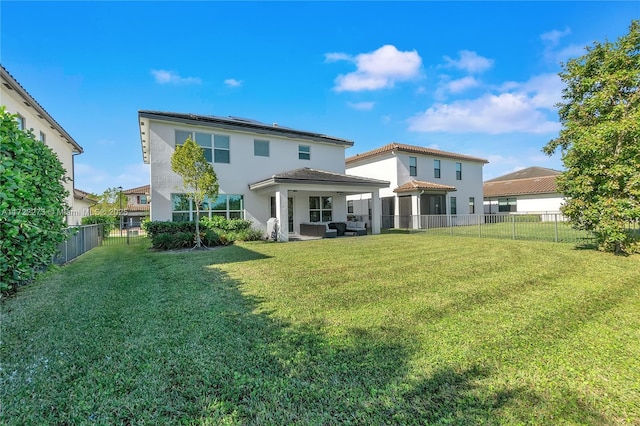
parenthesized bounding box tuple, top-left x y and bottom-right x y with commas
(512, 215, 516, 240)
(554, 214, 559, 243)
(478, 214, 482, 238)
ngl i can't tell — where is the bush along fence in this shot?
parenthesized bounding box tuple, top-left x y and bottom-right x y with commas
(380, 213, 600, 244)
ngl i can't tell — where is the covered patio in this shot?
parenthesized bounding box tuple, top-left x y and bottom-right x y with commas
(249, 168, 389, 241)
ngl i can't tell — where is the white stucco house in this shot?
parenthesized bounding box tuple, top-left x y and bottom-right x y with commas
(345, 143, 488, 229)
(1, 65, 87, 225)
(483, 167, 564, 214)
(138, 111, 389, 241)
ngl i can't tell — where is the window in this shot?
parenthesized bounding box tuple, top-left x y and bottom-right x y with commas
(254, 139, 269, 157)
(450, 197, 457, 215)
(469, 197, 475, 214)
(347, 200, 354, 214)
(434, 159, 441, 179)
(299, 145, 310, 160)
(214, 135, 230, 163)
(409, 156, 417, 177)
(137, 195, 148, 205)
(39, 131, 46, 143)
(175, 130, 229, 164)
(498, 198, 517, 213)
(16, 114, 25, 130)
(456, 162, 462, 180)
(309, 196, 332, 222)
(171, 193, 244, 221)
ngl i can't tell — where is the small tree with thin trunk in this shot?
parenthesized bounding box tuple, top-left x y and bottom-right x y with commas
(171, 136, 219, 248)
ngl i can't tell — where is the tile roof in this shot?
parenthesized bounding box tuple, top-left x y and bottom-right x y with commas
(483, 167, 561, 197)
(1, 65, 83, 153)
(249, 167, 390, 190)
(394, 180, 456, 193)
(346, 142, 488, 165)
(123, 184, 150, 195)
(126, 204, 150, 212)
(74, 188, 97, 201)
(485, 166, 561, 182)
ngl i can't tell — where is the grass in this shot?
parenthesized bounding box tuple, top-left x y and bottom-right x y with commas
(1, 235, 639, 424)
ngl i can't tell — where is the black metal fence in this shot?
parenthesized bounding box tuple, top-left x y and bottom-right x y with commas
(53, 224, 103, 265)
(53, 223, 149, 265)
(380, 213, 595, 243)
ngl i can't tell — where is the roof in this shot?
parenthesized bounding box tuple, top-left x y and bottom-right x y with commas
(394, 180, 456, 193)
(483, 167, 561, 197)
(249, 167, 390, 191)
(123, 184, 150, 195)
(485, 166, 561, 182)
(125, 204, 150, 212)
(346, 142, 488, 165)
(1, 65, 83, 154)
(139, 110, 354, 164)
(74, 188, 97, 201)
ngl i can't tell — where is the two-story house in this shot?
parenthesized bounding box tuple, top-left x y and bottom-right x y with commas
(1, 65, 86, 225)
(123, 184, 150, 229)
(345, 143, 488, 229)
(138, 111, 389, 241)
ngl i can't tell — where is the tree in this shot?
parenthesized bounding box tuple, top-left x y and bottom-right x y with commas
(92, 187, 128, 217)
(0, 107, 69, 292)
(171, 136, 219, 248)
(543, 20, 640, 254)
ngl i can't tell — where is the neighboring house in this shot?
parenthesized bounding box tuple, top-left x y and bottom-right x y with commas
(483, 167, 564, 214)
(123, 184, 150, 228)
(138, 111, 389, 241)
(73, 189, 96, 222)
(1, 65, 85, 225)
(345, 143, 488, 229)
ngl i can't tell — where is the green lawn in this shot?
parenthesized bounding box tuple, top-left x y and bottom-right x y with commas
(2, 235, 639, 424)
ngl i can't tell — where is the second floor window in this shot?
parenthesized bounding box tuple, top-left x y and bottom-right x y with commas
(456, 162, 462, 180)
(409, 156, 417, 177)
(39, 131, 46, 143)
(175, 130, 230, 164)
(137, 195, 148, 205)
(254, 139, 269, 157)
(299, 145, 311, 160)
(434, 160, 441, 178)
(16, 114, 25, 130)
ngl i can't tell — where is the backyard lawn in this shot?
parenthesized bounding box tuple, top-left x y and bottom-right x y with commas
(1, 235, 639, 424)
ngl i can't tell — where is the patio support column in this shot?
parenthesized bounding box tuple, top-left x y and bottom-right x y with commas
(275, 187, 289, 242)
(371, 190, 381, 235)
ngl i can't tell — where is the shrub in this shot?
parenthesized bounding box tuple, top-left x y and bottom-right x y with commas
(1, 108, 69, 294)
(201, 216, 251, 231)
(81, 215, 116, 237)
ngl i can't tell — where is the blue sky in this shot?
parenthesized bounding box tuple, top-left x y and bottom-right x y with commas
(1, 1, 637, 194)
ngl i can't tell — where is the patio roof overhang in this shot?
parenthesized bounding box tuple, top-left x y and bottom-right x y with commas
(393, 180, 456, 193)
(248, 167, 390, 194)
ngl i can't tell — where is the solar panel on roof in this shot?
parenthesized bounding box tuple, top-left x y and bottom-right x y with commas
(228, 116, 264, 124)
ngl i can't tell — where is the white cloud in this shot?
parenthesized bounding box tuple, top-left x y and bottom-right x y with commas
(324, 52, 352, 62)
(408, 73, 563, 134)
(540, 28, 571, 46)
(347, 101, 375, 111)
(151, 69, 202, 85)
(329, 45, 422, 92)
(446, 76, 480, 93)
(408, 92, 560, 134)
(224, 78, 242, 88)
(443, 50, 493, 74)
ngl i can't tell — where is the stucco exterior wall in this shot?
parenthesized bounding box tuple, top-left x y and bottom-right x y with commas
(2, 79, 79, 223)
(147, 119, 350, 230)
(346, 151, 485, 217)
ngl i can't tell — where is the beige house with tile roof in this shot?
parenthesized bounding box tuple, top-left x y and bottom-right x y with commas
(122, 185, 150, 228)
(483, 167, 564, 214)
(345, 143, 488, 229)
(1, 65, 85, 224)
